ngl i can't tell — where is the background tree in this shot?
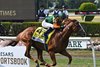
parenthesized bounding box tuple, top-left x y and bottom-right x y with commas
(79, 2, 97, 21)
(47, 0, 99, 9)
(63, 0, 94, 9)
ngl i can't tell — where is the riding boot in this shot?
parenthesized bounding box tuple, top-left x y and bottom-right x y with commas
(44, 35, 48, 51)
(44, 28, 53, 51)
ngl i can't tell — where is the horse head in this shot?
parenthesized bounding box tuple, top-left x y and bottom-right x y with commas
(63, 19, 86, 37)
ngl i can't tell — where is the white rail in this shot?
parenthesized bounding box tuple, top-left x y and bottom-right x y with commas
(0, 36, 16, 40)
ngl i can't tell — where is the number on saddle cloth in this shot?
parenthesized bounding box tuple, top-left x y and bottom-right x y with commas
(32, 27, 47, 39)
(32, 27, 54, 44)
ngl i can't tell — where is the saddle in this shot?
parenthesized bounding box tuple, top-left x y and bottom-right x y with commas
(32, 27, 54, 44)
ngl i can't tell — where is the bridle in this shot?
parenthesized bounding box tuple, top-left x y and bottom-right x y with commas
(62, 19, 86, 36)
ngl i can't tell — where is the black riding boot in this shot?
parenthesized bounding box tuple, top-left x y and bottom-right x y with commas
(44, 28, 53, 51)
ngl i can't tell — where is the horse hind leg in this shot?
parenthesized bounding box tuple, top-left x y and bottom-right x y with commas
(25, 43, 39, 67)
(59, 50, 72, 67)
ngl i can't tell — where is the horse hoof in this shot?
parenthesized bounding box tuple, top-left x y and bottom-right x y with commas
(35, 59, 38, 63)
(50, 63, 56, 66)
(46, 64, 51, 67)
(40, 62, 46, 65)
(35, 59, 40, 67)
(46, 66, 51, 67)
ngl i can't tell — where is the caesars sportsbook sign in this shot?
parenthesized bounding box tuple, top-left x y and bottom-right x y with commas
(0, 0, 36, 20)
(0, 46, 30, 67)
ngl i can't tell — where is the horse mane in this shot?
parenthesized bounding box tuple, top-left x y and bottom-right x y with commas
(63, 18, 77, 24)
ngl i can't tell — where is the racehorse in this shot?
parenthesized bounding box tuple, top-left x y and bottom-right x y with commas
(6, 18, 86, 67)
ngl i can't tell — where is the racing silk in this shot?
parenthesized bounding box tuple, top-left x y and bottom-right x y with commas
(42, 14, 55, 29)
(45, 15, 55, 24)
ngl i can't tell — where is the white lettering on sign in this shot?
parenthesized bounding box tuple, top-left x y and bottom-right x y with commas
(68, 41, 82, 47)
(67, 37, 90, 49)
(0, 46, 30, 67)
(0, 10, 16, 16)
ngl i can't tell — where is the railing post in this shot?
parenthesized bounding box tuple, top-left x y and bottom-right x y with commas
(90, 39, 96, 67)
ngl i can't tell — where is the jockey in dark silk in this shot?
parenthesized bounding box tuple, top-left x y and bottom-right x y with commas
(42, 9, 63, 51)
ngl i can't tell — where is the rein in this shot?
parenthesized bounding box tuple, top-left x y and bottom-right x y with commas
(59, 21, 74, 41)
(78, 23, 86, 35)
(63, 21, 73, 32)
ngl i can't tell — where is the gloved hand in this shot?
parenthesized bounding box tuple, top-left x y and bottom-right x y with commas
(53, 23, 60, 28)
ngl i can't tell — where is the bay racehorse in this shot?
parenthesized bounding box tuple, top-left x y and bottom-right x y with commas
(7, 18, 86, 67)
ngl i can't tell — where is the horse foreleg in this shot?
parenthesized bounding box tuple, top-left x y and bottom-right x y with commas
(36, 49, 47, 65)
(60, 50, 72, 67)
(25, 43, 39, 67)
(49, 51, 57, 66)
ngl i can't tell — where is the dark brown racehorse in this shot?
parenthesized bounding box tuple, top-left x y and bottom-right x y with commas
(7, 18, 86, 67)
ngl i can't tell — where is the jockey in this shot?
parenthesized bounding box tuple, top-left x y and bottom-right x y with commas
(42, 9, 62, 51)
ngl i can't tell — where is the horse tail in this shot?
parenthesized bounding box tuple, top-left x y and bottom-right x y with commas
(7, 40, 18, 46)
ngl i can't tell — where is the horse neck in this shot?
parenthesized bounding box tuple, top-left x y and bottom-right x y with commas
(60, 22, 73, 41)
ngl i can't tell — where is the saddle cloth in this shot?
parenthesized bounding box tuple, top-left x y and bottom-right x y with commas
(32, 27, 54, 44)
